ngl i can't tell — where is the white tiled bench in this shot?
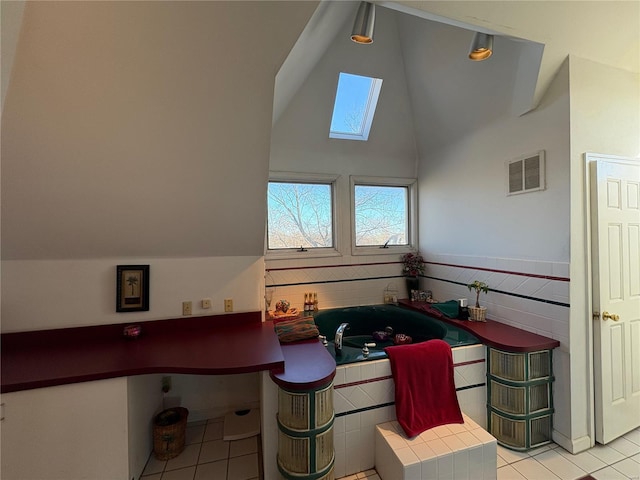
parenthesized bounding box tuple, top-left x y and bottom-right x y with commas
(375, 414, 497, 480)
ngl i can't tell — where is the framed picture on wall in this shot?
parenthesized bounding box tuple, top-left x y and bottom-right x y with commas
(116, 265, 150, 312)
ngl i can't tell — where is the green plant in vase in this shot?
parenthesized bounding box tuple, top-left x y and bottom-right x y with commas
(467, 280, 489, 321)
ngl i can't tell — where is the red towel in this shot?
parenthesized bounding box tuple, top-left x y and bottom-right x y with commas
(385, 339, 463, 437)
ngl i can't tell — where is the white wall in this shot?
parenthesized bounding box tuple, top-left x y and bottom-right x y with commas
(0, 3, 316, 466)
(416, 60, 571, 261)
(128, 374, 164, 479)
(1, 378, 130, 480)
(270, 7, 417, 178)
(1, 1, 315, 262)
(1, 256, 265, 332)
(267, 6, 418, 306)
(567, 57, 640, 452)
(415, 59, 573, 446)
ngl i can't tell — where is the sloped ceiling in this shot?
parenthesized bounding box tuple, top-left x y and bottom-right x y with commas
(274, 0, 639, 153)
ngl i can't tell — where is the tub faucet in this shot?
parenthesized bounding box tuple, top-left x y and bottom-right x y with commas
(334, 323, 350, 355)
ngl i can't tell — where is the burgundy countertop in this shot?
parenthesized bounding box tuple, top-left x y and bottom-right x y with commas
(1, 312, 286, 393)
(399, 299, 560, 352)
(270, 339, 336, 391)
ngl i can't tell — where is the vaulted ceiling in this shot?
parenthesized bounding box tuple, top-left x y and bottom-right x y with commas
(273, 1, 639, 152)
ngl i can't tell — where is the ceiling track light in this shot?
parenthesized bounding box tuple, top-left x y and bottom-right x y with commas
(351, 1, 375, 44)
(468, 32, 494, 61)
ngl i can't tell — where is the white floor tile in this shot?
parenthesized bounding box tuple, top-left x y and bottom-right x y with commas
(527, 444, 554, 457)
(534, 449, 587, 480)
(556, 448, 608, 474)
(510, 457, 562, 480)
(591, 465, 632, 480)
(185, 425, 205, 445)
(203, 422, 224, 442)
(359, 469, 379, 479)
(194, 459, 228, 480)
(624, 430, 640, 447)
(227, 453, 258, 480)
(611, 457, 640, 478)
(498, 445, 530, 464)
(199, 440, 230, 464)
(497, 464, 527, 480)
(142, 475, 162, 480)
(161, 466, 196, 480)
(165, 444, 200, 471)
(143, 456, 167, 475)
(608, 437, 640, 458)
(590, 444, 627, 466)
(229, 436, 258, 458)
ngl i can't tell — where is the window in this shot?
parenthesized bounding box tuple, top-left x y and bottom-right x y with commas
(329, 72, 382, 141)
(267, 174, 337, 255)
(351, 176, 417, 255)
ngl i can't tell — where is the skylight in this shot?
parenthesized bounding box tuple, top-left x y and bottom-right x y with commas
(330, 72, 382, 141)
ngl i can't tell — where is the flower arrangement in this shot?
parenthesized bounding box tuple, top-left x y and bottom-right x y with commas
(467, 280, 489, 307)
(401, 252, 425, 277)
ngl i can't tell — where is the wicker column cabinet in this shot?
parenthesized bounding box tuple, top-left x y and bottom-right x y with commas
(270, 341, 337, 480)
(487, 347, 555, 451)
(276, 382, 335, 480)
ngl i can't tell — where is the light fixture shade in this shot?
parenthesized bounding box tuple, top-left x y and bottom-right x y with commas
(351, 2, 375, 44)
(468, 32, 494, 61)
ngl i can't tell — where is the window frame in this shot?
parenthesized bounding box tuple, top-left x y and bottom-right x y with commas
(329, 72, 383, 142)
(350, 175, 418, 256)
(265, 172, 341, 260)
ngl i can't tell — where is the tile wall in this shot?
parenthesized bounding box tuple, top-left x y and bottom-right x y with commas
(332, 344, 487, 478)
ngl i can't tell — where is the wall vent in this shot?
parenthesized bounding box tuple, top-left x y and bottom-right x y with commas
(507, 151, 545, 195)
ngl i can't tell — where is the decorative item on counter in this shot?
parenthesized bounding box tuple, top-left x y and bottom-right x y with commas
(123, 324, 142, 339)
(373, 331, 390, 341)
(275, 299, 291, 313)
(374, 326, 394, 341)
(274, 316, 320, 343)
(431, 300, 460, 318)
(265, 288, 274, 313)
(384, 284, 398, 305)
(458, 298, 469, 320)
(401, 252, 425, 295)
(467, 280, 489, 321)
(393, 333, 413, 345)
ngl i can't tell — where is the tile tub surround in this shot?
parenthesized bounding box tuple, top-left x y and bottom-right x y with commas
(341, 426, 640, 480)
(375, 414, 497, 480)
(332, 344, 487, 478)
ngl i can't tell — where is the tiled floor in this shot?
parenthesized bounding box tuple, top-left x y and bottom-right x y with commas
(338, 427, 640, 480)
(141, 417, 261, 480)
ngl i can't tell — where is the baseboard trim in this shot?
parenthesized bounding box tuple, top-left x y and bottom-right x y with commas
(553, 430, 593, 454)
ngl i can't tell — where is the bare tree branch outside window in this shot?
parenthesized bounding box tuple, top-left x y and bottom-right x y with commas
(267, 182, 333, 249)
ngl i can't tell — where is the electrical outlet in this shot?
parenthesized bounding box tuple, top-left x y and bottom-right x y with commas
(201, 298, 212, 309)
(182, 301, 192, 315)
(224, 298, 233, 312)
(161, 376, 172, 393)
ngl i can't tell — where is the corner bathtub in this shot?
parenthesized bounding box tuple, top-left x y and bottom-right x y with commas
(314, 304, 479, 365)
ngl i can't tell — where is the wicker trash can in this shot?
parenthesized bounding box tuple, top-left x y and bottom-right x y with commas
(153, 407, 189, 460)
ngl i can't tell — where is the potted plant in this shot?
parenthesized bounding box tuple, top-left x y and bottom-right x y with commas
(401, 252, 425, 296)
(467, 280, 489, 321)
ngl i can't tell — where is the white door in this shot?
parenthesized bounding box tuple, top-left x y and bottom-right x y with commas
(590, 155, 640, 444)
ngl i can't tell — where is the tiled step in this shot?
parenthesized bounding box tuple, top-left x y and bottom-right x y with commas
(375, 414, 497, 480)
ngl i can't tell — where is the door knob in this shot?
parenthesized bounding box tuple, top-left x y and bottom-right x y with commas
(602, 311, 620, 321)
